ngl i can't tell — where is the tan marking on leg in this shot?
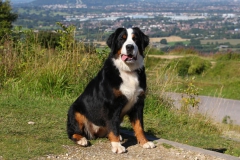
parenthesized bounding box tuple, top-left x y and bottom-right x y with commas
(75, 113, 96, 139)
(72, 134, 84, 141)
(108, 131, 120, 142)
(113, 88, 123, 97)
(75, 112, 86, 131)
(131, 119, 148, 145)
(95, 127, 108, 138)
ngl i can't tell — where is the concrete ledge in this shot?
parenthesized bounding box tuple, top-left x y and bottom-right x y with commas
(121, 129, 240, 160)
(156, 138, 239, 160)
(166, 92, 240, 125)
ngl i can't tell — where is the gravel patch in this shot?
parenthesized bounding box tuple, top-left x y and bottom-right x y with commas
(39, 134, 227, 160)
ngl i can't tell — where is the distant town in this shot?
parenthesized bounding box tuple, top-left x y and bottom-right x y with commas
(62, 11, 239, 35)
(13, 0, 240, 52)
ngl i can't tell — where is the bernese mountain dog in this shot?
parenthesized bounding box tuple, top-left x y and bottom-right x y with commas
(67, 27, 155, 153)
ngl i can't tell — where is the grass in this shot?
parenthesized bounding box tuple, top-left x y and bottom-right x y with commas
(0, 92, 73, 159)
(0, 27, 240, 159)
(145, 53, 240, 100)
(0, 50, 105, 159)
(188, 60, 240, 99)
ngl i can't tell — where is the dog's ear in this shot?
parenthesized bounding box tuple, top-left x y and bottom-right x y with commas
(106, 32, 115, 48)
(142, 34, 149, 49)
(106, 28, 125, 49)
(133, 27, 149, 50)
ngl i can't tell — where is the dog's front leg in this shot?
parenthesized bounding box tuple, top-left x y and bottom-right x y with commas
(129, 100, 155, 149)
(107, 108, 126, 153)
(108, 130, 126, 153)
(106, 94, 127, 153)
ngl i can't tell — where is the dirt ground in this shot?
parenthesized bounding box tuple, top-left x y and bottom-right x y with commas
(41, 134, 226, 160)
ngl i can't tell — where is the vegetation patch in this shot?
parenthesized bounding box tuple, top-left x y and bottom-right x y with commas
(0, 92, 73, 159)
(0, 21, 240, 159)
(162, 143, 174, 149)
(168, 56, 211, 77)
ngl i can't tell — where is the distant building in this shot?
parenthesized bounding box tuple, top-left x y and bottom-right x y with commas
(222, 14, 236, 18)
(218, 45, 229, 51)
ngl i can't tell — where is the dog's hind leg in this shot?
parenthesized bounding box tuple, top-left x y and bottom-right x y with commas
(67, 109, 89, 146)
(74, 112, 89, 146)
(72, 133, 88, 146)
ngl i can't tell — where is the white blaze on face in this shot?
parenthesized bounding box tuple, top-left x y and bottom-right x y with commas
(112, 28, 144, 72)
(121, 28, 139, 58)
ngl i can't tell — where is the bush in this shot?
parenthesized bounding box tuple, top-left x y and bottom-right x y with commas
(37, 31, 61, 49)
(169, 56, 211, 77)
(176, 58, 190, 76)
(160, 38, 168, 44)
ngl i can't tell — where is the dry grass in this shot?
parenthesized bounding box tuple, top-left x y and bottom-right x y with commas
(201, 39, 240, 45)
(93, 36, 190, 46)
(150, 36, 190, 43)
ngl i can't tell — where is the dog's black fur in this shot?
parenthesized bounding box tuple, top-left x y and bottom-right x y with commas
(67, 27, 154, 153)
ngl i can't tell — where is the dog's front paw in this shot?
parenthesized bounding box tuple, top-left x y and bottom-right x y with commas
(76, 137, 88, 146)
(111, 142, 126, 154)
(142, 141, 155, 149)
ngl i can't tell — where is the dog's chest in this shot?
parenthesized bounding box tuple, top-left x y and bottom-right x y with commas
(119, 71, 143, 115)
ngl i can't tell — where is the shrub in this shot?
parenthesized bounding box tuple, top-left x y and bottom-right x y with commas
(37, 31, 61, 49)
(180, 77, 201, 113)
(160, 38, 168, 44)
(169, 56, 211, 77)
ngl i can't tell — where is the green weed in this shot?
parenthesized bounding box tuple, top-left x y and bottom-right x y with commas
(180, 77, 201, 113)
(162, 143, 174, 149)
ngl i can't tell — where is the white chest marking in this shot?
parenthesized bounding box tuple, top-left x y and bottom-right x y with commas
(119, 71, 143, 116)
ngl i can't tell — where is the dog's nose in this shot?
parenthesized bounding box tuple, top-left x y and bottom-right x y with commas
(126, 44, 134, 51)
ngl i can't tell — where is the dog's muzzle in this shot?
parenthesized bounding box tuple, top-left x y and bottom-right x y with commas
(121, 44, 137, 63)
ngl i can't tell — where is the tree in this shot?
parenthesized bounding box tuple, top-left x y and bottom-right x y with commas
(160, 38, 168, 44)
(0, 0, 18, 40)
(190, 39, 201, 45)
